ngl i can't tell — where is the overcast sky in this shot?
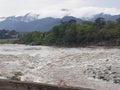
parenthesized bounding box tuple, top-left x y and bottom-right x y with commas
(0, 0, 120, 18)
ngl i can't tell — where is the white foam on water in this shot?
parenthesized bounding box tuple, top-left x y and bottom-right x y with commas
(0, 44, 120, 90)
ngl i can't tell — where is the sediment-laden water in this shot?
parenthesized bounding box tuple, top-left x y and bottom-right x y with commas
(0, 44, 120, 90)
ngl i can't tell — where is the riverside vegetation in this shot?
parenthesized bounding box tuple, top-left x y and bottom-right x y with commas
(1, 17, 120, 46)
(19, 17, 120, 46)
(0, 30, 19, 44)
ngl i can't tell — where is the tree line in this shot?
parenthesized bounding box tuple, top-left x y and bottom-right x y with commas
(20, 17, 120, 46)
(0, 30, 19, 39)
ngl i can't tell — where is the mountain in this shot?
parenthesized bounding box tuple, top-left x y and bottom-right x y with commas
(0, 14, 82, 32)
(88, 13, 120, 21)
(62, 16, 82, 23)
(0, 13, 120, 32)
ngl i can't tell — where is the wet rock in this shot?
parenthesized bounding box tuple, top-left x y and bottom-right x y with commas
(114, 78, 120, 84)
(84, 66, 120, 84)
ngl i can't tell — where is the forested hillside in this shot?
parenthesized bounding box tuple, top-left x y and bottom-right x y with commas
(20, 18, 120, 46)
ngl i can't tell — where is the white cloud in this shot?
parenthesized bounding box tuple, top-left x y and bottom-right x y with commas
(69, 7, 120, 18)
(0, 0, 120, 18)
(26, 7, 120, 18)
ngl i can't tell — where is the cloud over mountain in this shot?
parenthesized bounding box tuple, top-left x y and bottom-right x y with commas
(0, 0, 120, 18)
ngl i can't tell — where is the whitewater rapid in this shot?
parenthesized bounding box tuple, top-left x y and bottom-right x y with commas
(0, 44, 120, 90)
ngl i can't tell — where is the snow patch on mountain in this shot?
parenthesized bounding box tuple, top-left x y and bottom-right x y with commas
(0, 17, 6, 22)
(22, 13, 41, 22)
(1, 13, 41, 22)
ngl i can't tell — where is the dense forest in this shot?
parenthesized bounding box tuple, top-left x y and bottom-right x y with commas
(20, 17, 120, 46)
(0, 30, 19, 39)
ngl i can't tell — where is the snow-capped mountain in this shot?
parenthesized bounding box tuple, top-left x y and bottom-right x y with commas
(0, 13, 82, 32)
(4, 13, 40, 22)
(0, 13, 120, 32)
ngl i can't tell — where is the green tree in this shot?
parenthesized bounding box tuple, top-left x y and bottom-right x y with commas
(95, 17, 106, 29)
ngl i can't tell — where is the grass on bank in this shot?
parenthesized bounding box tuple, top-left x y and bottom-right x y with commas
(0, 39, 18, 44)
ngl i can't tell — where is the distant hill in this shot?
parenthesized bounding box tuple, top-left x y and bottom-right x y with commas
(62, 16, 82, 23)
(0, 13, 120, 32)
(88, 13, 120, 21)
(0, 14, 82, 32)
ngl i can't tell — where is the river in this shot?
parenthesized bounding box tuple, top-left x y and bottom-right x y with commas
(0, 44, 120, 90)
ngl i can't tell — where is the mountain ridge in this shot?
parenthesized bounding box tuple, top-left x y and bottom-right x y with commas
(0, 13, 120, 32)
